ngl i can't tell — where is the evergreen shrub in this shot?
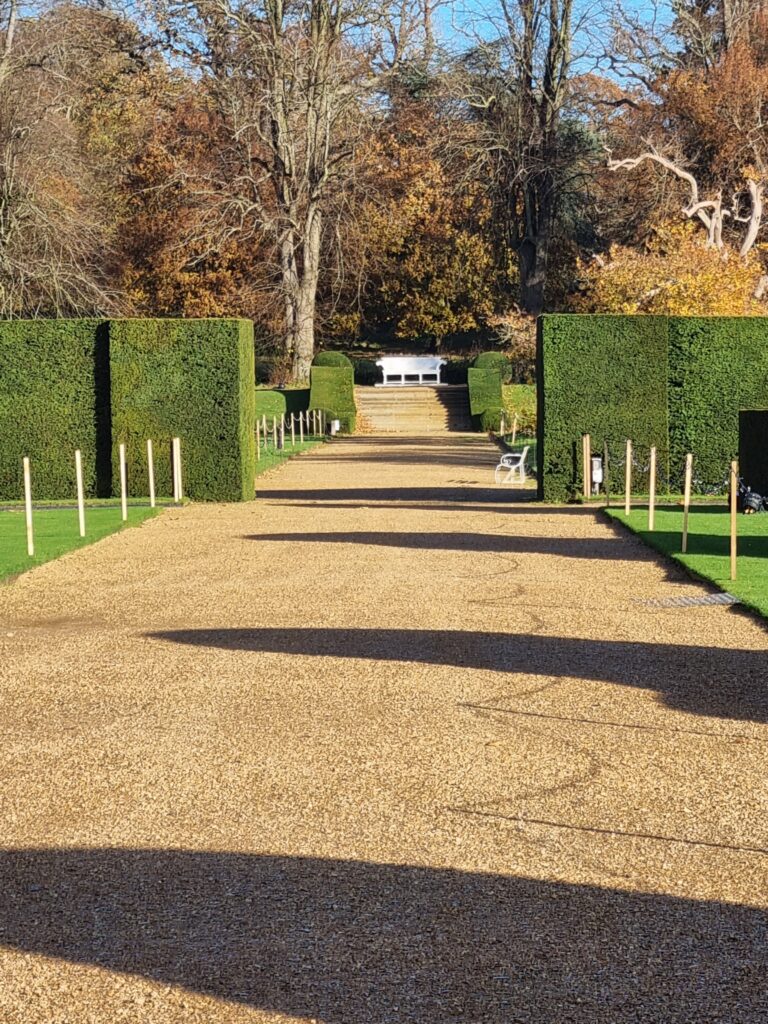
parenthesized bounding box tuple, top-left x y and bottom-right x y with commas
(309, 365, 356, 433)
(110, 318, 255, 501)
(0, 319, 110, 500)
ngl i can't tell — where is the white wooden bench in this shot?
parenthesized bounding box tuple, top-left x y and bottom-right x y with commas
(375, 355, 446, 386)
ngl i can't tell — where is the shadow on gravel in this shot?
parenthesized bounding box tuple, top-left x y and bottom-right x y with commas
(149, 628, 768, 723)
(0, 847, 765, 1021)
(243, 531, 655, 561)
(257, 487, 540, 504)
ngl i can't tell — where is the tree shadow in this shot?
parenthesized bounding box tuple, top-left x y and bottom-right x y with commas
(265, 499, 591, 515)
(0, 847, 765, 1021)
(148, 628, 768, 723)
(256, 486, 539, 504)
(243, 531, 656, 561)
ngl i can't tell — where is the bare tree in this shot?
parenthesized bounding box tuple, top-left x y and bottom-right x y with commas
(159, 0, 432, 379)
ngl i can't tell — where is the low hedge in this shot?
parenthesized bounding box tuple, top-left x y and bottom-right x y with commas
(309, 365, 356, 433)
(110, 318, 255, 501)
(255, 388, 310, 420)
(473, 351, 510, 381)
(0, 319, 110, 500)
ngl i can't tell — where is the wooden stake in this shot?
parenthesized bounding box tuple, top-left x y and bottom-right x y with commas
(500, 414, 505, 437)
(280, 415, 285, 448)
(272, 417, 277, 447)
(681, 453, 693, 553)
(512, 413, 518, 445)
(23, 456, 33, 557)
(75, 449, 85, 537)
(299, 412, 304, 443)
(648, 445, 657, 530)
(730, 459, 738, 581)
(175, 437, 183, 500)
(624, 440, 632, 515)
(290, 414, 295, 446)
(119, 443, 128, 521)
(148, 438, 157, 505)
(256, 420, 261, 461)
(583, 434, 592, 499)
(603, 440, 610, 507)
(262, 414, 267, 437)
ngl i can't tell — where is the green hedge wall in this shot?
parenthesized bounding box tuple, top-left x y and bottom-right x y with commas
(668, 318, 768, 489)
(0, 319, 110, 500)
(539, 315, 768, 501)
(110, 319, 255, 501)
(538, 316, 669, 501)
(309, 366, 356, 433)
(467, 367, 503, 428)
(255, 389, 310, 421)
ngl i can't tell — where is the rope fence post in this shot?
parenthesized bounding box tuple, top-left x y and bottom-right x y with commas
(272, 417, 277, 447)
(75, 449, 85, 537)
(280, 415, 285, 449)
(256, 420, 261, 461)
(730, 459, 738, 581)
(147, 439, 156, 508)
(681, 453, 693, 553)
(299, 411, 304, 443)
(500, 414, 505, 437)
(291, 414, 295, 446)
(582, 434, 592, 499)
(512, 413, 518, 445)
(119, 443, 128, 521)
(23, 456, 33, 557)
(624, 440, 632, 516)
(648, 445, 657, 530)
(175, 437, 183, 500)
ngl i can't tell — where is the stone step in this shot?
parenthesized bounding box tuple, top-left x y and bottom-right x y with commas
(355, 385, 471, 434)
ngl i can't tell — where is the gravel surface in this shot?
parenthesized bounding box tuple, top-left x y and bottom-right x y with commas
(0, 433, 766, 1023)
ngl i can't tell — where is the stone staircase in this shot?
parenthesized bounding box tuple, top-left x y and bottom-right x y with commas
(354, 385, 471, 434)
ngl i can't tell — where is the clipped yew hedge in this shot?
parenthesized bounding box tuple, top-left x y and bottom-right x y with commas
(309, 364, 356, 432)
(467, 366, 503, 429)
(539, 315, 768, 501)
(0, 319, 110, 500)
(668, 317, 768, 489)
(111, 319, 255, 502)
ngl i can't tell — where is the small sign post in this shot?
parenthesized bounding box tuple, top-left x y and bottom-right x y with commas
(624, 440, 632, 516)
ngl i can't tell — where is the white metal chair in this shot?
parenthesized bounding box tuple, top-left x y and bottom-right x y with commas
(495, 445, 529, 485)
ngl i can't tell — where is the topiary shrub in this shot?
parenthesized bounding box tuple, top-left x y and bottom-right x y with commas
(110, 318, 256, 502)
(309, 365, 356, 433)
(473, 351, 511, 382)
(312, 351, 353, 368)
(467, 366, 503, 429)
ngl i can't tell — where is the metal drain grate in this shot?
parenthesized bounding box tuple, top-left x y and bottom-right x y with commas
(638, 593, 740, 608)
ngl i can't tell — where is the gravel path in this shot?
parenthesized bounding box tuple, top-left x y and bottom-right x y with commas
(1, 434, 766, 1023)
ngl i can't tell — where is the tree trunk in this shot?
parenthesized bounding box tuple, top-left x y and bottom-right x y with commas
(518, 236, 546, 315)
(289, 206, 322, 381)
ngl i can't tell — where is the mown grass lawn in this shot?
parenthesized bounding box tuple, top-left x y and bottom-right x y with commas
(0, 505, 158, 581)
(606, 505, 768, 620)
(255, 438, 326, 478)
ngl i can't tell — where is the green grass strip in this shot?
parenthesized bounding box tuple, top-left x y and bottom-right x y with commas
(255, 438, 325, 478)
(605, 505, 768, 621)
(0, 505, 159, 581)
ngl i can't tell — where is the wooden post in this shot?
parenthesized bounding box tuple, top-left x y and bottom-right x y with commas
(119, 443, 128, 521)
(272, 417, 277, 447)
(603, 440, 610, 507)
(512, 413, 518, 445)
(147, 439, 156, 507)
(256, 420, 261, 461)
(175, 437, 183, 500)
(730, 459, 738, 581)
(299, 412, 304, 443)
(75, 449, 85, 537)
(290, 414, 295, 446)
(262, 414, 267, 437)
(583, 434, 592, 499)
(23, 456, 33, 557)
(681, 453, 693, 553)
(624, 440, 632, 516)
(280, 415, 285, 448)
(500, 414, 505, 437)
(648, 445, 657, 530)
